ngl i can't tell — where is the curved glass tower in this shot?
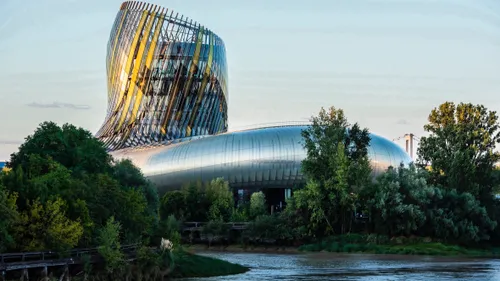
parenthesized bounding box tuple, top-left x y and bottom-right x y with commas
(97, 1, 228, 151)
(100, 1, 412, 193)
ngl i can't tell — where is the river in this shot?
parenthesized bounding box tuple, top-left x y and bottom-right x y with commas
(184, 252, 500, 280)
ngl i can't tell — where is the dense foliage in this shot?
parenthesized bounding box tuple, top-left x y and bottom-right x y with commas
(161, 103, 500, 249)
(417, 102, 500, 201)
(295, 106, 372, 236)
(292, 103, 500, 245)
(362, 164, 496, 243)
(2, 101, 500, 260)
(159, 178, 235, 223)
(0, 121, 159, 252)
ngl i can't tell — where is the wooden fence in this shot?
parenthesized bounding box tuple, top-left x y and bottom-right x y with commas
(0, 244, 139, 279)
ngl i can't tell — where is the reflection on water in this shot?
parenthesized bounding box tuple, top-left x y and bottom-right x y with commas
(183, 252, 500, 281)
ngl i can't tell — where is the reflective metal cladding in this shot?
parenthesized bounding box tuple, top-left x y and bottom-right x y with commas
(97, 1, 228, 151)
(110, 125, 412, 194)
(100, 1, 412, 193)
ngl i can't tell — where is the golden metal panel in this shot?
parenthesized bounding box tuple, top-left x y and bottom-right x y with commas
(107, 9, 129, 97)
(116, 10, 158, 131)
(159, 14, 186, 132)
(97, 3, 229, 150)
(101, 9, 150, 145)
(187, 33, 214, 133)
(129, 13, 165, 124)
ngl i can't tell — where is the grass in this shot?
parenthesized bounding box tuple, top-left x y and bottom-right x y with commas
(170, 251, 249, 278)
(298, 234, 498, 257)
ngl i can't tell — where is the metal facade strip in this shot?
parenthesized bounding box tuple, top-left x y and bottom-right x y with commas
(188, 32, 214, 133)
(100, 12, 143, 140)
(160, 16, 188, 134)
(119, 8, 164, 146)
(115, 11, 149, 131)
(97, 3, 229, 149)
(108, 10, 129, 94)
(171, 19, 196, 133)
(129, 12, 166, 124)
(181, 26, 205, 136)
(102, 9, 150, 147)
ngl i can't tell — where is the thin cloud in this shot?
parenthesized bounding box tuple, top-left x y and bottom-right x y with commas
(0, 140, 21, 145)
(27, 102, 91, 110)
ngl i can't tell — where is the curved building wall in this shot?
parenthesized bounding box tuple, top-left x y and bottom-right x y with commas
(97, 1, 228, 151)
(111, 125, 412, 194)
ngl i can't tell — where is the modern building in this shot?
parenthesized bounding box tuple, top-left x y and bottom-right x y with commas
(97, 1, 227, 151)
(99, 1, 412, 203)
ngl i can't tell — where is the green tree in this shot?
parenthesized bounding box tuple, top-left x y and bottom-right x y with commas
(0, 182, 19, 251)
(205, 178, 234, 222)
(230, 206, 249, 222)
(245, 214, 293, 247)
(299, 106, 372, 236)
(203, 220, 230, 248)
(13, 197, 83, 251)
(424, 189, 496, 243)
(98, 217, 125, 274)
(71, 199, 94, 247)
(294, 180, 328, 235)
(157, 215, 181, 246)
(363, 164, 430, 237)
(2, 121, 160, 249)
(249, 191, 267, 219)
(160, 191, 187, 220)
(279, 197, 309, 242)
(182, 181, 209, 221)
(417, 102, 500, 200)
(8, 121, 112, 176)
(113, 159, 160, 223)
(363, 164, 497, 243)
(118, 187, 152, 243)
(87, 173, 155, 244)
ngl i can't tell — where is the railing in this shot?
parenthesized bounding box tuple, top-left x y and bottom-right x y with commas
(0, 244, 140, 272)
(182, 222, 251, 230)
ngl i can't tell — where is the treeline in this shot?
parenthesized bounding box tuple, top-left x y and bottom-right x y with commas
(1, 101, 499, 256)
(293, 102, 500, 245)
(0, 122, 166, 255)
(160, 102, 500, 247)
(160, 182, 303, 246)
(296, 102, 500, 245)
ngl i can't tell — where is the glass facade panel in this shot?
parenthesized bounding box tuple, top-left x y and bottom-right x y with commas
(97, 2, 228, 151)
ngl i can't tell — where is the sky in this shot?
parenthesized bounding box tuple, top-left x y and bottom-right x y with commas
(0, 0, 499, 160)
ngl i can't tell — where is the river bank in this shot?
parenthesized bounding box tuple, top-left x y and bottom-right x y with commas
(171, 251, 249, 278)
(184, 244, 301, 254)
(183, 240, 500, 258)
(299, 237, 500, 258)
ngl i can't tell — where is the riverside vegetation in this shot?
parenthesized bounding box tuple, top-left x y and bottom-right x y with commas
(0, 101, 499, 279)
(161, 102, 500, 257)
(0, 122, 248, 280)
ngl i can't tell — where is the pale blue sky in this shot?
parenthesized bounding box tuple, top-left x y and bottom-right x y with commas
(0, 0, 499, 160)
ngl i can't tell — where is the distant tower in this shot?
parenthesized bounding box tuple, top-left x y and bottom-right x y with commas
(404, 133, 414, 159)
